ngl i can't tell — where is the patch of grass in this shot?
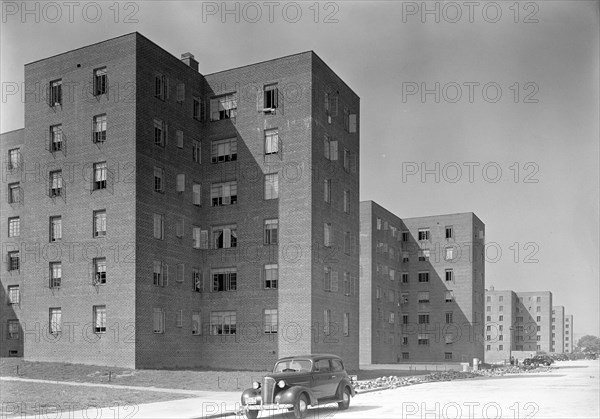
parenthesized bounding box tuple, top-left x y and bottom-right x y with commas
(0, 381, 197, 417)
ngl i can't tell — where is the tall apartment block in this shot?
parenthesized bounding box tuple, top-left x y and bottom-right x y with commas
(359, 201, 486, 364)
(552, 305, 565, 353)
(564, 314, 574, 353)
(0, 32, 361, 370)
(484, 288, 553, 363)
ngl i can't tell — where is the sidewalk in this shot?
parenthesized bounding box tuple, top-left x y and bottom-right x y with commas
(1, 377, 243, 418)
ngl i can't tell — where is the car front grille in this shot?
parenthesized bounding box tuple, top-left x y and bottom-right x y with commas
(263, 377, 276, 404)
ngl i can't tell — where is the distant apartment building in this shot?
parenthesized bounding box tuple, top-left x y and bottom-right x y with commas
(552, 305, 565, 353)
(485, 288, 553, 363)
(360, 201, 486, 364)
(564, 314, 574, 353)
(0, 32, 361, 370)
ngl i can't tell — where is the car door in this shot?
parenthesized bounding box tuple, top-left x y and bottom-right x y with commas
(311, 358, 334, 399)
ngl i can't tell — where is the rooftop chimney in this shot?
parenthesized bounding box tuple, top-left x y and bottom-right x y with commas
(181, 53, 198, 72)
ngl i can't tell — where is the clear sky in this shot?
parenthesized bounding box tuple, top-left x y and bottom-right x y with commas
(1, 1, 598, 339)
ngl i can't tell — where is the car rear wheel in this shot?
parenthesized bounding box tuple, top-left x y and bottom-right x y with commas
(338, 387, 351, 410)
(293, 394, 309, 419)
(245, 410, 259, 419)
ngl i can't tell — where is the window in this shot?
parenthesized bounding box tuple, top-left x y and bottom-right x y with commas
(418, 229, 430, 241)
(210, 93, 237, 120)
(192, 311, 201, 335)
(344, 231, 351, 255)
(7, 251, 19, 271)
(8, 183, 21, 204)
(265, 129, 279, 155)
(445, 247, 454, 261)
(499, 296, 504, 302)
(153, 261, 165, 286)
(499, 306, 503, 312)
(445, 352, 453, 360)
(155, 74, 166, 100)
(263, 84, 278, 110)
(418, 314, 430, 324)
(193, 183, 202, 205)
(343, 313, 349, 336)
(445, 269, 454, 282)
(153, 213, 164, 240)
(323, 136, 338, 160)
(402, 335, 409, 345)
(536, 306, 541, 312)
(211, 181, 237, 206)
(153, 308, 165, 333)
(8, 148, 21, 170)
(192, 268, 202, 292)
(536, 297, 541, 303)
(446, 312, 453, 324)
(402, 252, 409, 263)
(7, 320, 19, 340)
(49, 171, 63, 197)
(401, 293, 409, 304)
(536, 316, 541, 322)
(49, 308, 61, 334)
(402, 231, 409, 242)
(325, 92, 338, 116)
(343, 190, 350, 214)
(50, 262, 62, 288)
(445, 290, 454, 303)
(93, 114, 107, 143)
(344, 272, 351, 296)
(264, 309, 278, 333)
(8, 217, 20, 238)
(418, 333, 430, 345)
(418, 272, 429, 282)
(176, 310, 183, 327)
(176, 175, 185, 193)
(537, 326, 541, 332)
(192, 226, 201, 248)
(389, 312, 395, 324)
(402, 314, 409, 325)
(445, 226, 453, 239)
(418, 250, 430, 261)
(212, 268, 237, 291)
(48, 125, 63, 153)
(154, 167, 164, 193)
(193, 97, 202, 119)
(211, 138, 237, 162)
(210, 311, 236, 335)
(8, 286, 20, 304)
(94, 67, 107, 96)
(323, 309, 331, 335)
(175, 130, 184, 149)
(264, 219, 278, 245)
(402, 352, 409, 360)
(499, 315, 504, 321)
(343, 148, 351, 172)
(94, 258, 106, 285)
(93, 162, 107, 190)
(264, 264, 278, 289)
(50, 79, 62, 106)
(94, 210, 106, 237)
(418, 292, 430, 303)
(345, 112, 358, 133)
(264, 173, 279, 200)
(193, 140, 201, 163)
(213, 225, 237, 249)
(324, 179, 331, 203)
(324, 223, 333, 247)
(401, 273, 409, 283)
(155, 119, 168, 147)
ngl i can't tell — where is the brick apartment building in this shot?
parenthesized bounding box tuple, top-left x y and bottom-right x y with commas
(564, 314, 574, 353)
(552, 305, 565, 353)
(0, 32, 361, 370)
(484, 288, 554, 363)
(359, 201, 486, 364)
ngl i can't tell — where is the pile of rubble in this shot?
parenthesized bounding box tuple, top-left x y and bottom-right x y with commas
(353, 365, 553, 393)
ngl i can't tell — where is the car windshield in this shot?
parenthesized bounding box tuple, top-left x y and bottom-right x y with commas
(273, 359, 312, 373)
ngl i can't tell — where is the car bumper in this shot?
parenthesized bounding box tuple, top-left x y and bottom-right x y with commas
(245, 403, 294, 411)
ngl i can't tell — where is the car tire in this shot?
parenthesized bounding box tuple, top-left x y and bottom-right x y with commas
(293, 394, 309, 419)
(338, 387, 351, 410)
(245, 410, 259, 419)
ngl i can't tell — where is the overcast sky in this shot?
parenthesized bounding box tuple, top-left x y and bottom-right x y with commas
(1, 1, 598, 339)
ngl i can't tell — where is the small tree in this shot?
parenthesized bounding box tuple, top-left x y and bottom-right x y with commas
(576, 335, 600, 352)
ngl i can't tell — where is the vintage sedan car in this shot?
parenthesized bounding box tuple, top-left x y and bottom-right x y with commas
(523, 354, 554, 367)
(240, 354, 355, 419)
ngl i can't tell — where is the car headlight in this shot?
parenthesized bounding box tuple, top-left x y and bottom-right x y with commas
(252, 381, 261, 389)
(277, 380, 286, 388)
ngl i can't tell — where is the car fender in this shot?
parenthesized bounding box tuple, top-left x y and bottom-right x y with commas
(276, 386, 317, 406)
(240, 388, 261, 405)
(336, 378, 356, 398)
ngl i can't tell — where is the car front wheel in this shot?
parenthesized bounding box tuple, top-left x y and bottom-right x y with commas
(338, 387, 351, 410)
(293, 394, 309, 419)
(245, 409, 259, 419)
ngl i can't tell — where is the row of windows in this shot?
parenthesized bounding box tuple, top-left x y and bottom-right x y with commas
(47, 69, 106, 108)
(375, 220, 457, 242)
(323, 268, 358, 296)
(486, 305, 544, 313)
(375, 312, 455, 326)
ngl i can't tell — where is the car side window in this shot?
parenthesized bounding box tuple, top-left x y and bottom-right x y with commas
(331, 359, 344, 372)
(314, 359, 330, 373)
